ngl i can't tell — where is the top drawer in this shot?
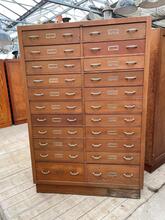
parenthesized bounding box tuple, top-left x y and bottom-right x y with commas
(22, 28, 80, 46)
(83, 23, 146, 43)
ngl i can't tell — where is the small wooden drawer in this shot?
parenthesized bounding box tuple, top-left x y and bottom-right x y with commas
(85, 87, 143, 100)
(84, 56, 144, 72)
(26, 60, 81, 75)
(32, 126, 83, 138)
(83, 40, 145, 57)
(23, 28, 80, 46)
(30, 101, 82, 114)
(33, 138, 83, 151)
(86, 139, 140, 152)
(83, 23, 145, 42)
(24, 44, 80, 60)
(84, 71, 143, 87)
(86, 114, 141, 127)
(86, 127, 141, 139)
(36, 162, 84, 182)
(31, 115, 83, 126)
(85, 100, 142, 114)
(27, 74, 82, 88)
(86, 164, 139, 186)
(28, 88, 82, 100)
(35, 150, 83, 163)
(87, 152, 140, 165)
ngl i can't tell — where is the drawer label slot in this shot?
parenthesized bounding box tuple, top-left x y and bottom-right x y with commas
(108, 45, 119, 51)
(45, 33, 56, 39)
(107, 90, 118, 96)
(49, 78, 59, 83)
(107, 104, 117, 109)
(51, 105, 61, 110)
(48, 64, 58, 69)
(107, 130, 118, 135)
(107, 29, 120, 35)
(53, 142, 63, 147)
(54, 153, 64, 158)
(52, 130, 62, 134)
(49, 91, 60, 96)
(107, 143, 118, 148)
(108, 155, 117, 160)
(108, 76, 119, 81)
(107, 60, 119, 67)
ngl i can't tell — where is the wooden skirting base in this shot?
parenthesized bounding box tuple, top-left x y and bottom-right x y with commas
(36, 184, 140, 199)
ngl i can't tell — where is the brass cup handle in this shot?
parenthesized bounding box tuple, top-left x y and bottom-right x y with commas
(68, 143, 78, 147)
(40, 153, 48, 158)
(126, 61, 137, 65)
(38, 130, 47, 135)
(91, 91, 102, 96)
(92, 172, 102, 177)
(126, 45, 138, 49)
(33, 79, 44, 83)
(66, 105, 77, 110)
(91, 118, 102, 122)
(35, 106, 46, 109)
(126, 28, 138, 32)
(65, 92, 76, 96)
(70, 171, 79, 176)
(90, 77, 102, 82)
(123, 131, 135, 136)
(64, 49, 74, 53)
(65, 78, 75, 82)
(63, 33, 73, 37)
(123, 156, 134, 161)
(36, 118, 47, 122)
(68, 154, 78, 159)
(89, 31, 101, 35)
(90, 47, 101, 51)
(29, 35, 39, 39)
(123, 144, 134, 148)
(32, 65, 42, 69)
(123, 173, 134, 178)
(91, 131, 102, 135)
(124, 104, 136, 109)
(91, 105, 102, 109)
(64, 64, 75, 68)
(34, 93, 44, 96)
(124, 118, 135, 122)
(39, 142, 48, 147)
(67, 130, 78, 135)
(67, 118, 77, 122)
(125, 76, 136, 80)
(92, 143, 102, 148)
(91, 155, 102, 160)
(41, 170, 50, 175)
(90, 63, 101, 68)
(30, 50, 41, 54)
(124, 91, 136, 95)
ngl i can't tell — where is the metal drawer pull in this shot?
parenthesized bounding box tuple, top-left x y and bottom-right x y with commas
(63, 33, 73, 37)
(70, 171, 79, 176)
(126, 45, 138, 49)
(92, 172, 102, 177)
(90, 77, 102, 81)
(125, 76, 136, 80)
(123, 173, 134, 178)
(65, 78, 75, 82)
(34, 93, 44, 96)
(92, 143, 102, 148)
(92, 131, 102, 135)
(124, 118, 135, 122)
(32, 65, 42, 69)
(123, 131, 135, 136)
(90, 47, 101, 51)
(64, 64, 75, 68)
(91, 155, 102, 160)
(40, 153, 48, 158)
(30, 50, 41, 54)
(41, 170, 50, 175)
(29, 35, 39, 39)
(67, 118, 77, 122)
(35, 106, 46, 109)
(36, 118, 47, 122)
(39, 142, 48, 146)
(91, 118, 102, 122)
(124, 104, 135, 109)
(127, 28, 138, 32)
(33, 79, 44, 83)
(67, 130, 78, 135)
(38, 130, 47, 135)
(68, 143, 78, 147)
(123, 156, 134, 161)
(90, 63, 101, 68)
(91, 105, 102, 109)
(124, 91, 136, 95)
(91, 91, 102, 96)
(64, 49, 74, 53)
(123, 144, 134, 148)
(68, 154, 78, 159)
(89, 31, 101, 35)
(126, 61, 137, 65)
(65, 92, 76, 96)
(66, 105, 77, 110)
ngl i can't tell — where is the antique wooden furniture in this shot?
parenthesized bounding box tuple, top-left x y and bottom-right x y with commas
(0, 60, 12, 128)
(18, 16, 151, 198)
(5, 59, 27, 124)
(145, 28, 165, 172)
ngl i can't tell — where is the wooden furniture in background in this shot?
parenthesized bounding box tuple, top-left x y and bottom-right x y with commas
(145, 28, 165, 172)
(18, 16, 151, 198)
(0, 60, 12, 128)
(5, 59, 27, 124)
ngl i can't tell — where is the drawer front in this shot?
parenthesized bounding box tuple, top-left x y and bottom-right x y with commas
(84, 72, 143, 87)
(86, 139, 140, 152)
(31, 115, 83, 126)
(83, 23, 145, 42)
(35, 150, 83, 163)
(36, 162, 84, 182)
(27, 74, 82, 88)
(85, 87, 143, 100)
(29, 88, 82, 100)
(84, 56, 144, 72)
(87, 152, 140, 165)
(23, 28, 80, 46)
(85, 100, 142, 114)
(87, 164, 139, 186)
(26, 60, 81, 75)
(33, 138, 83, 151)
(86, 127, 141, 139)
(83, 40, 145, 57)
(30, 101, 82, 114)
(32, 126, 83, 138)
(25, 44, 80, 60)
(86, 114, 141, 127)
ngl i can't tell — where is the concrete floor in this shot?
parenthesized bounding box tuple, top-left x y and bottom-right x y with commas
(0, 124, 165, 220)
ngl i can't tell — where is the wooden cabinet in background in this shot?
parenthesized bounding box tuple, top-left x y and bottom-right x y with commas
(5, 59, 27, 124)
(0, 60, 12, 128)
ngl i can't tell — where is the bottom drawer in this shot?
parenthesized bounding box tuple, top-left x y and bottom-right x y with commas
(87, 164, 139, 186)
(36, 163, 84, 182)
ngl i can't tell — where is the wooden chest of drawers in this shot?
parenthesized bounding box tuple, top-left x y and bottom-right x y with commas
(18, 17, 151, 198)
